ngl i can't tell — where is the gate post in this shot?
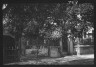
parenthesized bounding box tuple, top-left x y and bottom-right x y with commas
(76, 37, 80, 56)
(67, 35, 74, 55)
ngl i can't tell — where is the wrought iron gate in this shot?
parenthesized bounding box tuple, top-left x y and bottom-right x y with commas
(3, 35, 20, 64)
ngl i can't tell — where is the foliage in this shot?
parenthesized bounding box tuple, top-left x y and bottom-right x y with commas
(3, 1, 94, 40)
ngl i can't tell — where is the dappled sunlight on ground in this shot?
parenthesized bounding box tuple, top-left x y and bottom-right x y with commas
(4, 54, 94, 65)
(76, 54, 94, 59)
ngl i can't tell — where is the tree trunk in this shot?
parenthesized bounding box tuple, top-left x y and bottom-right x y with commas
(47, 39, 50, 57)
(21, 37, 26, 56)
(60, 38, 62, 54)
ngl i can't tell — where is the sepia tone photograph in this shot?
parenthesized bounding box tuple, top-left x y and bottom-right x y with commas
(3, 0, 94, 65)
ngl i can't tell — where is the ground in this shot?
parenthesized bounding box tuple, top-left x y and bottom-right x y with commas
(4, 54, 94, 65)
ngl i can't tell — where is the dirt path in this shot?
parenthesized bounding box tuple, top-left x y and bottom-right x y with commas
(4, 54, 94, 65)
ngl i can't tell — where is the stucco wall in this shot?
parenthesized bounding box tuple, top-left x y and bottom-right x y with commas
(25, 46, 48, 56)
